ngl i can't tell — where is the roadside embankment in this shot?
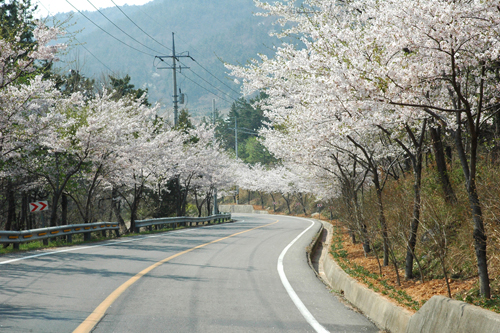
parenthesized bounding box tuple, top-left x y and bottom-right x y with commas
(310, 220, 500, 333)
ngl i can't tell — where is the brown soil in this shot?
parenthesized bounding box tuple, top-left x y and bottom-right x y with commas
(331, 222, 478, 312)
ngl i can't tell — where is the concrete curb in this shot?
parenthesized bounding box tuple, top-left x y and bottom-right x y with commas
(311, 220, 500, 333)
(313, 221, 412, 333)
(406, 295, 500, 333)
(322, 251, 412, 333)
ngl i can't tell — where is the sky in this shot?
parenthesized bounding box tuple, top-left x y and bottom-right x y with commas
(34, 0, 153, 18)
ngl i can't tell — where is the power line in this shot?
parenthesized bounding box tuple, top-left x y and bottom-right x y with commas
(109, 0, 172, 52)
(178, 71, 233, 104)
(65, 0, 155, 57)
(229, 128, 258, 135)
(179, 59, 238, 101)
(75, 37, 113, 72)
(124, 14, 241, 102)
(174, 34, 242, 100)
(86, 0, 162, 54)
(37, 0, 114, 72)
(64, 1, 238, 110)
(192, 58, 241, 96)
(155, 33, 193, 126)
(135, 4, 164, 29)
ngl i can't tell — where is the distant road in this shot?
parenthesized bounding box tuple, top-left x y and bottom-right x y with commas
(0, 214, 378, 332)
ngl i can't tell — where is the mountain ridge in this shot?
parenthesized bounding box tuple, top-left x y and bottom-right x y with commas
(50, 0, 281, 119)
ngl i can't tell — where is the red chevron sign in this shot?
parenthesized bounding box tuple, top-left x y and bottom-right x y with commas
(30, 201, 48, 213)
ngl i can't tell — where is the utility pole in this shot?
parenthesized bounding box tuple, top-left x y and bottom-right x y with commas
(155, 33, 193, 127)
(212, 99, 219, 215)
(235, 114, 239, 204)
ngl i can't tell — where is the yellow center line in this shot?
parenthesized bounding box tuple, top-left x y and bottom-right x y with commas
(73, 220, 279, 333)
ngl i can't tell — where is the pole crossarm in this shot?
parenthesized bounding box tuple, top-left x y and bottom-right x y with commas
(154, 32, 194, 127)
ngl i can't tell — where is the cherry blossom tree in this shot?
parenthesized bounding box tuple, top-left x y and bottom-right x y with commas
(228, 0, 500, 296)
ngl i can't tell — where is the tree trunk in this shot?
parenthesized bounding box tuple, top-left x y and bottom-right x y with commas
(370, 169, 389, 266)
(376, 187, 389, 267)
(6, 180, 15, 231)
(194, 189, 205, 217)
(270, 193, 277, 212)
(281, 193, 291, 214)
(469, 186, 490, 298)
(129, 184, 144, 232)
(20, 193, 28, 230)
(453, 116, 490, 298)
(61, 193, 68, 225)
(3, 181, 15, 248)
(300, 193, 307, 215)
(430, 127, 457, 204)
(405, 162, 421, 280)
(111, 188, 126, 232)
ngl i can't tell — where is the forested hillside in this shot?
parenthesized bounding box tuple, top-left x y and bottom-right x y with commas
(50, 0, 281, 118)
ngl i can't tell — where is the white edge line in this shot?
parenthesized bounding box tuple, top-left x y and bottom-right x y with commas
(0, 220, 246, 265)
(277, 219, 329, 333)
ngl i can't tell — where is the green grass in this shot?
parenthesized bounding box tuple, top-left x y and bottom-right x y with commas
(455, 290, 500, 314)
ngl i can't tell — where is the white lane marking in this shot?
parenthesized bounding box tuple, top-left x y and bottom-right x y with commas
(0, 236, 154, 265)
(277, 219, 329, 333)
(0, 220, 246, 265)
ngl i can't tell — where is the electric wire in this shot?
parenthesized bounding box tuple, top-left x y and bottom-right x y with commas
(174, 33, 242, 98)
(126, 14, 242, 101)
(65, 0, 155, 57)
(75, 37, 114, 72)
(179, 59, 238, 101)
(37, 0, 114, 72)
(109, 0, 172, 52)
(86, 0, 163, 54)
(178, 71, 232, 104)
(64, 1, 241, 112)
(135, 4, 163, 28)
(192, 58, 241, 96)
(35, 0, 51, 17)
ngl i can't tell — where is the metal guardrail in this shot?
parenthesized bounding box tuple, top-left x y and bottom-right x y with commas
(135, 213, 232, 233)
(0, 222, 120, 245)
(0, 213, 232, 249)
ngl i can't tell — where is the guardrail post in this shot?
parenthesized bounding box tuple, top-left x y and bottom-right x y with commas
(84, 232, 91, 241)
(101, 230, 107, 238)
(13, 243, 19, 250)
(43, 239, 48, 245)
(115, 229, 120, 237)
(148, 225, 152, 232)
(135, 227, 140, 233)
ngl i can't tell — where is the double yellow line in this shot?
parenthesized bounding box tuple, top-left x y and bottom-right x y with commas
(74, 220, 279, 333)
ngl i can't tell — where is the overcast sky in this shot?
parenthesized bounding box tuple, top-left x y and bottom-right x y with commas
(34, 0, 153, 18)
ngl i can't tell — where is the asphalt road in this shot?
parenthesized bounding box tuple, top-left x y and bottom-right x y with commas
(0, 214, 378, 332)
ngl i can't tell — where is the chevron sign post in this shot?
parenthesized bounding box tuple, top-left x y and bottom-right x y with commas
(30, 201, 48, 213)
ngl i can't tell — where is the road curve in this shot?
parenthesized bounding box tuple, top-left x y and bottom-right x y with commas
(0, 214, 378, 332)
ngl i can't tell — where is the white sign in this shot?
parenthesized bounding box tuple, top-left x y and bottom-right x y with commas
(30, 201, 48, 213)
